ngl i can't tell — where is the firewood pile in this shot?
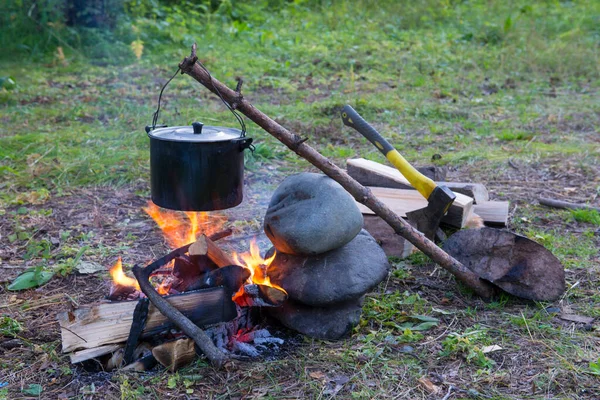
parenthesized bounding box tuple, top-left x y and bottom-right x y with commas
(346, 158, 509, 257)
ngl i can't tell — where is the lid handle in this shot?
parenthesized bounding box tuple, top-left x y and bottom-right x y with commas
(192, 122, 204, 134)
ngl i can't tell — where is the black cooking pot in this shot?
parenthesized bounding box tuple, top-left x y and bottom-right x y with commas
(146, 122, 253, 211)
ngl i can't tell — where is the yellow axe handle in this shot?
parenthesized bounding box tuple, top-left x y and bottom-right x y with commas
(341, 105, 436, 199)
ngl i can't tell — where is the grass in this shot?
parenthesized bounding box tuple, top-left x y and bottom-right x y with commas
(1, 0, 599, 398)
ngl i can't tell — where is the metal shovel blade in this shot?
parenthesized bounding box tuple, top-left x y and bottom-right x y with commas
(442, 227, 565, 301)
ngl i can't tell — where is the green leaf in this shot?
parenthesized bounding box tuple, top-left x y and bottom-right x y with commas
(8, 268, 54, 291)
(411, 321, 439, 331)
(503, 16, 512, 33)
(411, 315, 440, 323)
(0, 76, 16, 91)
(167, 376, 178, 389)
(22, 384, 42, 396)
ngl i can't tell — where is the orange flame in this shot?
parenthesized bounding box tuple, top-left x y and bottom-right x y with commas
(143, 202, 226, 249)
(110, 202, 287, 299)
(232, 239, 285, 292)
(156, 280, 171, 295)
(109, 257, 140, 290)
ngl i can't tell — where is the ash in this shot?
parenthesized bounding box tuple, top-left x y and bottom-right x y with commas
(206, 306, 284, 358)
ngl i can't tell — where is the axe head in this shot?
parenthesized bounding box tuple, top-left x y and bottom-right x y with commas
(406, 185, 456, 240)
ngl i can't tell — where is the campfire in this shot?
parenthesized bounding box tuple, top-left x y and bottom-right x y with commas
(107, 203, 285, 304)
(57, 166, 396, 372)
(58, 202, 289, 372)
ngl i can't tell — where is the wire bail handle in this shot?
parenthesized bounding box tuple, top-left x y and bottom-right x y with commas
(146, 63, 247, 138)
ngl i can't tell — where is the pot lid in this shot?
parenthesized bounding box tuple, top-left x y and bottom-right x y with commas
(147, 122, 243, 143)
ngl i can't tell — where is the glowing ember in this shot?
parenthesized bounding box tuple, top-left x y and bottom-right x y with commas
(143, 202, 227, 249)
(109, 257, 139, 290)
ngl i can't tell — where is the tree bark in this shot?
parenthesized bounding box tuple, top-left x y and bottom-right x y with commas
(178, 44, 495, 299)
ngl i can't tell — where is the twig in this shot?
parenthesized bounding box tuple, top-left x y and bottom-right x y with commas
(179, 44, 495, 299)
(539, 197, 600, 213)
(441, 385, 454, 400)
(419, 317, 457, 346)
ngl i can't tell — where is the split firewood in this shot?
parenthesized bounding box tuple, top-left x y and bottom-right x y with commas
(347, 158, 412, 188)
(172, 255, 215, 292)
(347, 158, 447, 188)
(69, 344, 123, 364)
(473, 201, 509, 226)
(152, 338, 197, 372)
(108, 283, 139, 301)
(58, 287, 234, 354)
(188, 239, 213, 272)
(347, 158, 490, 204)
(190, 234, 237, 267)
(438, 182, 489, 205)
(355, 187, 474, 228)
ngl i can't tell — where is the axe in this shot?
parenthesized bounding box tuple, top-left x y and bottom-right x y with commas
(341, 105, 455, 240)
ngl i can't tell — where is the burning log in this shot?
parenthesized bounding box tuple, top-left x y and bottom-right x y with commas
(190, 233, 237, 267)
(187, 265, 250, 294)
(152, 338, 197, 372)
(234, 284, 288, 308)
(174, 230, 235, 291)
(179, 46, 494, 299)
(108, 284, 140, 301)
(172, 255, 209, 292)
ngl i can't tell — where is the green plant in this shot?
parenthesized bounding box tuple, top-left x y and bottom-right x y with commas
(0, 316, 23, 337)
(570, 209, 600, 226)
(8, 266, 54, 291)
(54, 246, 87, 276)
(440, 329, 495, 369)
(589, 359, 600, 376)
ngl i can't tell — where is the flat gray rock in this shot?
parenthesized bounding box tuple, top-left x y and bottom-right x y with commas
(267, 297, 364, 340)
(267, 230, 390, 306)
(264, 173, 363, 255)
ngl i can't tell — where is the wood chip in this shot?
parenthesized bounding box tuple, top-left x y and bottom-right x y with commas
(481, 345, 503, 354)
(417, 376, 441, 395)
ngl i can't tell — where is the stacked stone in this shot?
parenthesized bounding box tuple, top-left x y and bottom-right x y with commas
(263, 173, 390, 340)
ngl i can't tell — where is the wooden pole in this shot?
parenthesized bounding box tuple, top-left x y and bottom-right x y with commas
(178, 44, 495, 299)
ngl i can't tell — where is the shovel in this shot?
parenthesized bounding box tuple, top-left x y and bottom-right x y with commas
(341, 105, 566, 301)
